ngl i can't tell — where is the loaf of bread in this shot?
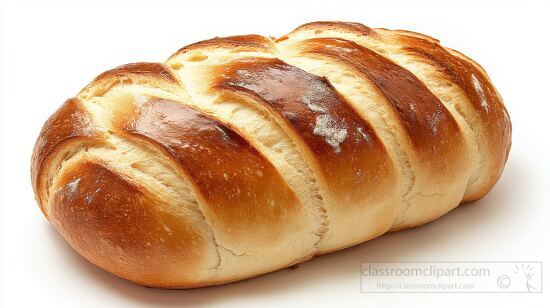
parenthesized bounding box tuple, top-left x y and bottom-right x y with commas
(31, 21, 512, 288)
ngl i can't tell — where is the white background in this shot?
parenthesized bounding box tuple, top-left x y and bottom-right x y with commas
(1, 0, 549, 306)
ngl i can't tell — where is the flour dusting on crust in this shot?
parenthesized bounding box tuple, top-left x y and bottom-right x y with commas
(66, 178, 81, 194)
(313, 114, 348, 153)
(306, 101, 327, 113)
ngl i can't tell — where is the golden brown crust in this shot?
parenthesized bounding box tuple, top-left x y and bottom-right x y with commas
(95, 62, 179, 84)
(287, 37, 472, 228)
(50, 160, 209, 287)
(119, 98, 304, 248)
(31, 98, 104, 215)
(285, 21, 376, 39)
(297, 38, 460, 146)
(395, 34, 512, 199)
(280, 21, 511, 202)
(212, 57, 394, 203)
(294, 37, 468, 179)
(31, 21, 511, 288)
(169, 35, 274, 59)
(78, 62, 181, 99)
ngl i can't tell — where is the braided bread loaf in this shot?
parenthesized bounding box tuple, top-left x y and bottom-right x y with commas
(31, 21, 511, 288)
